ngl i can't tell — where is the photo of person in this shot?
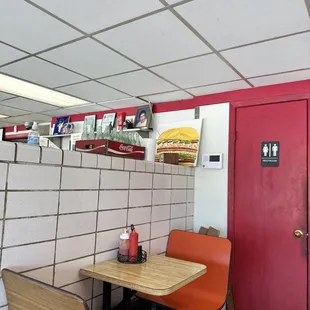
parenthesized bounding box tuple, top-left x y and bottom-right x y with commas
(135, 106, 151, 128)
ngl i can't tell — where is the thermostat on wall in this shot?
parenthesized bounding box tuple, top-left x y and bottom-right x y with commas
(202, 153, 223, 169)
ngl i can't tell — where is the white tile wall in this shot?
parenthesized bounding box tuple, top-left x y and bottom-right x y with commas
(187, 189, 194, 202)
(63, 150, 81, 166)
(56, 234, 96, 263)
(61, 167, 100, 189)
(99, 190, 128, 210)
(153, 174, 171, 189)
(0, 143, 194, 310)
(100, 170, 129, 189)
(41, 147, 62, 165)
(129, 190, 152, 207)
(128, 207, 151, 225)
(152, 190, 171, 205)
(81, 153, 98, 168)
(8, 164, 60, 190)
(151, 205, 170, 222)
(0, 141, 16, 162)
(6, 191, 58, 218)
(130, 172, 153, 189)
(59, 191, 98, 213)
(57, 212, 97, 238)
(171, 203, 187, 219)
(97, 209, 127, 231)
(3, 216, 57, 246)
(16, 143, 40, 163)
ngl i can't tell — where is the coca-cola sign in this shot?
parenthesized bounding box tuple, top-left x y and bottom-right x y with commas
(119, 144, 133, 153)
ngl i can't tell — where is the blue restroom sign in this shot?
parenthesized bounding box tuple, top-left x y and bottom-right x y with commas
(261, 141, 279, 167)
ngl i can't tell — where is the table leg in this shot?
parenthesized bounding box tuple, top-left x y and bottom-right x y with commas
(122, 287, 131, 310)
(102, 281, 112, 310)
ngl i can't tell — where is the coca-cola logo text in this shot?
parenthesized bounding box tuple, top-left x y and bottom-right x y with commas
(119, 144, 134, 153)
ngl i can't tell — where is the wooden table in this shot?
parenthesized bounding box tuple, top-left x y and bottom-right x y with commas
(80, 255, 206, 310)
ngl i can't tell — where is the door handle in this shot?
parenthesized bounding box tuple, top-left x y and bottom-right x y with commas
(294, 230, 304, 238)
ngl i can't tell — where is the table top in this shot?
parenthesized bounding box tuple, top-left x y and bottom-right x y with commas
(80, 255, 206, 296)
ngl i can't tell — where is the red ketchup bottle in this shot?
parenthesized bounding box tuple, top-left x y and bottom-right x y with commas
(129, 224, 139, 262)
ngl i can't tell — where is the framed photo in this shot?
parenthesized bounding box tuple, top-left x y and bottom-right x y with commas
(53, 116, 70, 135)
(134, 105, 152, 128)
(84, 114, 96, 131)
(101, 113, 116, 130)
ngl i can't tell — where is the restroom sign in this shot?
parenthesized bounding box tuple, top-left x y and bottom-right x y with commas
(261, 141, 280, 167)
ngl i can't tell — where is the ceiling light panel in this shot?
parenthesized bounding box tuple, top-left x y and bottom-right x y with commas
(0, 73, 89, 107)
(56, 81, 128, 102)
(95, 11, 210, 67)
(151, 54, 240, 88)
(173, 0, 310, 50)
(99, 70, 178, 96)
(0, 0, 81, 53)
(0, 115, 9, 119)
(99, 97, 145, 109)
(142, 90, 193, 103)
(1, 97, 58, 113)
(40, 38, 140, 79)
(30, 0, 164, 33)
(0, 43, 27, 66)
(249, 70, 310, 87)
(1, 57, 86, 88)
(222, 33, 310, 77)
(187, 80, 250, 96)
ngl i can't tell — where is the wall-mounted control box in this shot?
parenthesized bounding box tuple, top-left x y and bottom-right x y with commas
(202, 153, 223, 169)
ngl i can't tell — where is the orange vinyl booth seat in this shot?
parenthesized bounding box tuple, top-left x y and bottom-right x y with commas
(137, 230, 231, 310)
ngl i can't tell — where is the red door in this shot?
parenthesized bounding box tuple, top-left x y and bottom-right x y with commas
(233, 100, 308, 310)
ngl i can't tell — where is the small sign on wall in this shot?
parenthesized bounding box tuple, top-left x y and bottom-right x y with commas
(261, 141, 280, 167)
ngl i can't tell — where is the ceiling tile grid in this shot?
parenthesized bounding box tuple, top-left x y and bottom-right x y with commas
(0, 98, 59, 113)
(0, 43, 28, 67)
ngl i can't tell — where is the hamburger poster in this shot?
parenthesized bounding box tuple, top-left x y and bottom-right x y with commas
(156, 119, 202, 167)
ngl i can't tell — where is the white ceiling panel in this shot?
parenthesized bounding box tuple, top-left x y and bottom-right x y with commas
(0, 119, 22, 126)
(30, 0, 163, 33)
(188, 80, 250, 96)
(142, 90, 193, 103)
(1, 57, 86, 88)
(68, 104, 109, 113)
(1, 98, 58, 113)
(40, 38, 140, 79)
(0, 43, 27, 66)
(249, 70, 310, 87)
(0, 0, 81, 53)
(57, 81, 128, 102)
(99, 97, 145, 109)
(41, 109, 83, 117)
(100, 70, 178, 96)
(174, 0, 310, 50)
(7, 114, 51, 123)
(0, 92, 15, 101)
(222, 33, 310, 77)
(0, 105, 29, 117)
(95, 11, 210, 66)
(166, 0, 184, 3)
(151, 54, 240, 88)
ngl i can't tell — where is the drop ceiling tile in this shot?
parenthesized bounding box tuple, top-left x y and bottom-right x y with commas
(30, 0, 163, 33)
(99, 70, 178, 96)
(166, 0, 183, 3)
(99, 98, 145, 109)
(222, 33, 310, 77)
(0, 119, 21, 126)
(95, 11, 210, 66)
(57, 81, 127, 103)
(41, 109, 82, 117)
(142, 90, 193, 103)
(0, 105, 29, 117)
(40, 38, 140, 79)
(1, 98, 58, 113)
(0, 0, 81, 53)
(68, 104, 109, 113)
(151, 54, 240, 88)
(173, 0, 310, 50)
(0, 43, 28, 66)
(1, 57, 86, 88)
(187, 80, 250, 96)
(0, 92, 15, 101)
(0, 121, 12, 127)
(6, 113, 51, 123)
(249, 70, 310, 87)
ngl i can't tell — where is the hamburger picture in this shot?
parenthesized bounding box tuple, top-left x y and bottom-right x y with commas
(156, 127, 200, 166)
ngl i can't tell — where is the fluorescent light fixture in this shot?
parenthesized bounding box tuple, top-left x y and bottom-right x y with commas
(0, 73, 89, 107)
(0, 115, 8, 119)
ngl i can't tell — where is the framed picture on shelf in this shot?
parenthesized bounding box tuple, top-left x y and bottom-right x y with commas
(134, 105, 152, 128)
(84, 114, 96, 130)
(101, 113, 116, 130)
(53, 116, 70, 135)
